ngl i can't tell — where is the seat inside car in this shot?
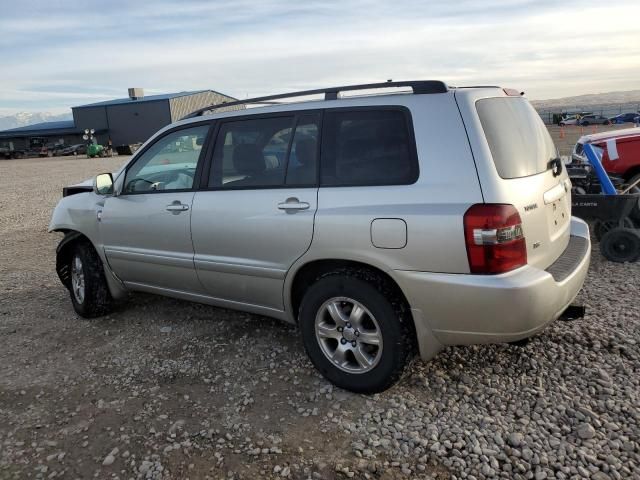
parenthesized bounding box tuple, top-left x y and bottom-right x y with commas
(227, 143, 266, 186)
(287, 137, 317, 185)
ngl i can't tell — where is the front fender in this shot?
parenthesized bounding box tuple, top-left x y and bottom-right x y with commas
(50, 192, 128, 300)
(48, 190, 103, 237)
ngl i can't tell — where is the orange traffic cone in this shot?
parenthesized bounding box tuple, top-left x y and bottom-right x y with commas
(560, 127, 565, 139)
(580, 126, 584, 135)
(592, 126, 597, 134)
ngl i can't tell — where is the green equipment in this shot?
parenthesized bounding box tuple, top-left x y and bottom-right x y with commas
(87, 143, 105, 158)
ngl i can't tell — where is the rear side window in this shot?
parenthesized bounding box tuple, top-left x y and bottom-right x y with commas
(321, 109, 417, 186)
(477, 98, 558, 179)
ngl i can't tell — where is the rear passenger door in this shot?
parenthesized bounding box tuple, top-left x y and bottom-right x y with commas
(190, 112, 320, 311)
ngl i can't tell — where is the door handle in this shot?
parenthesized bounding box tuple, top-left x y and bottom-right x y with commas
(278, 198, 310, 211)
(166, 203, 189, 213)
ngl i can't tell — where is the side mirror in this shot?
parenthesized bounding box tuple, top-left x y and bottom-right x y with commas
(94, 173, 114, 195)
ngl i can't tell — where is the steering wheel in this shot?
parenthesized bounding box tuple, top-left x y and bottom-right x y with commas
(125, 177, 156, 193)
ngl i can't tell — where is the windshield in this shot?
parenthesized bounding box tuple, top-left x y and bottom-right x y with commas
(477, 97, 558, 179)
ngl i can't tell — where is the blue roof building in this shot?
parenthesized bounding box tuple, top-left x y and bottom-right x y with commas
(0, 88, 238, 151)
(0, 120, 78, 135)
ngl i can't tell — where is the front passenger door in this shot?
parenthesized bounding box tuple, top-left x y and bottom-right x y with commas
(100, 123, 211, 293)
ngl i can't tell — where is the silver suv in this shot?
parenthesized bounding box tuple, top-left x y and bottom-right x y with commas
(50, 81, 591, 393)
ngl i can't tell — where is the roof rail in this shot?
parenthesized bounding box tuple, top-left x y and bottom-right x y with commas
(183, 80, 448, 119)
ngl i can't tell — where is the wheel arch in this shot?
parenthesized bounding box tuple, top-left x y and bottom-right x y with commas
(53, 229, 127, 299)
(54, 230, 88, 289)
(284, 257, 448, 361)
(287, 258, 415, 332)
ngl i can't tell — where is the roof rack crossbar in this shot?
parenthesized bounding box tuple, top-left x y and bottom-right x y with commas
(183, 80, 448, 119)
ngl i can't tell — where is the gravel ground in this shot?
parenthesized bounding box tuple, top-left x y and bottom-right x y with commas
(0, 156, 638, 480)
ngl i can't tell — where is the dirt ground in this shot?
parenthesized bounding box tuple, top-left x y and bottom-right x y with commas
(0, 156, 446, 479)
(1, 154, 638, 480)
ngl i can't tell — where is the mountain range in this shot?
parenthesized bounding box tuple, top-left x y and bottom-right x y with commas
(0, 111, 73, 131)
(531, 90, 640, 110)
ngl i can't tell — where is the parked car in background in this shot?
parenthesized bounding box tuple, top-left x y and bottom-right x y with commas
(572, 127, 640, 185)
(61, 144, 87, 156)
(0, 141, 25, 159)
(559, 114, 609, 126)
(49, 81, 590, 393)
(559, 116, 580, 126)
(39, 144, 66, 157)
(608, 113, 640, 125)
(579, 114, 610, 126)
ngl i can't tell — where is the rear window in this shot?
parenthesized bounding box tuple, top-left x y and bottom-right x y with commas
(477, 97, 558, 179)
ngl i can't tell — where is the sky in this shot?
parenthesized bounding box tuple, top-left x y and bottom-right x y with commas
(1, 0, 639, 115)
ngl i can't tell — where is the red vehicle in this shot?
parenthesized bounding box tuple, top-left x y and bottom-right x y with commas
(573, 127, 640, 185)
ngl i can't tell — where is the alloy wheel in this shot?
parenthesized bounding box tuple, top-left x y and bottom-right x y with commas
(71, 255, 85, 304)
(314, 296, 383, 374)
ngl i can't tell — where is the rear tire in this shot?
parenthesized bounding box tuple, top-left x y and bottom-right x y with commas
(600, 228, 640, 263)
(299, 272, 415, 393)
(69, 242, 114, 317)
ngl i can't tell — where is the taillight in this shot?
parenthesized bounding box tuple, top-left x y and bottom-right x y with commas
(463, 204, 527, 274)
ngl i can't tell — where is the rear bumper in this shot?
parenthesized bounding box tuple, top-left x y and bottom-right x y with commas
(395, 217, 591, 359)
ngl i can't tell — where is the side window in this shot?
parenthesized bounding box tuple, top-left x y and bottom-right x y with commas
(321, 109, 417, 186)
(286, 114, 320, 186)
(209, 116, 294, 188)
(123, 124, 209, 194)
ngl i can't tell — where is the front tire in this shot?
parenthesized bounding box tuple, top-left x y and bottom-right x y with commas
(69, 242, 114, 317)
(299, 273, 414, 393)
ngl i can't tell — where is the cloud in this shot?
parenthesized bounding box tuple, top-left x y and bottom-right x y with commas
(1, 0, 639, 113)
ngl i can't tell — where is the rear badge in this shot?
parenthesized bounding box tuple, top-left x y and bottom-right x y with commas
(524, 203, 538, 212)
